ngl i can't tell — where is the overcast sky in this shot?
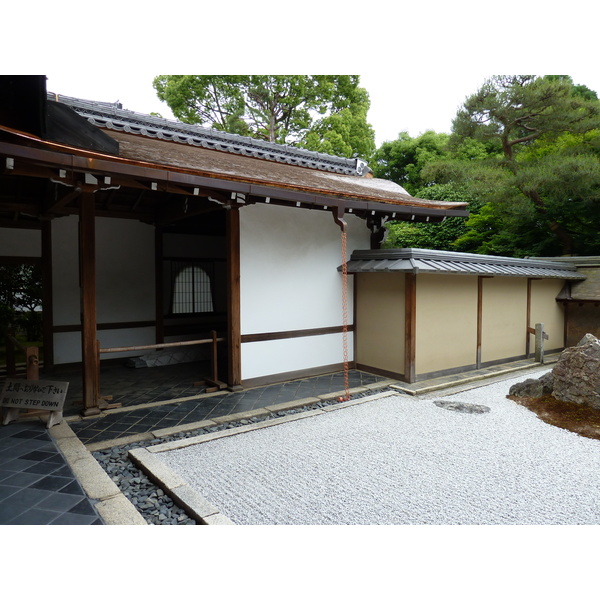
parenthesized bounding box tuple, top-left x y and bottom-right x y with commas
(9, 0, 599, 150)
(44, 70, 600, 149)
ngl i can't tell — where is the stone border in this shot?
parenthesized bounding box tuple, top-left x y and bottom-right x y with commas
(390, 361, 557, 396)
(49, 422, 146, 525)
(127, 389, 398, 525)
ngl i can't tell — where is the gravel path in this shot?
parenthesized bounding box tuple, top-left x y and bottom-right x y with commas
(158, 371, 600, 525)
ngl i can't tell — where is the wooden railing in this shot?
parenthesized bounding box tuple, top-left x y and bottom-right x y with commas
(94, 330, 226, 408)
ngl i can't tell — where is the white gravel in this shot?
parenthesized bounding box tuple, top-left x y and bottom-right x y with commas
(158, 371, 600, 525)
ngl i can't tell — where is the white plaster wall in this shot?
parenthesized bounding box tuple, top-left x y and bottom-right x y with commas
(51, 216, 156, 364)
(95, 218, 155, 323)
(239, 203, 368, 381)
(54, 327, 156, 364)
(242, 334, 352, 380)
(0, 227, 41, 256)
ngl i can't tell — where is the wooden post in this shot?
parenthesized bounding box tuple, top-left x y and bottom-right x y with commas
(404, 273, 417, 383)
(41, 219, 54, 369)
(526, 279, 533, 358)
(227, 207, 242, 390)
(79, 190, 100, 416)
(6, 328, 16, 377)
(476, 276, 483, 369)
(26, 346, 39, 380)
(155, 227, 164, 344)
(211, 329, 218, 383)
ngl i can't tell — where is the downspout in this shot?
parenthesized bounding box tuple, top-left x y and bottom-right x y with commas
(332, 207, 350, 401)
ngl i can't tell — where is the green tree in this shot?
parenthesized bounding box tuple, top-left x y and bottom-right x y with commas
(301, 86, 376, 159)
(383, 183, 479, 251)
(0, 264, 42, 341)
(153, 75, 375, 158)
(450, 75, 600, 256)
(371, 131, 451, 195)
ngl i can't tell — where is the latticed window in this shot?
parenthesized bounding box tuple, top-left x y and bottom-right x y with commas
(170, 261, 215, 314)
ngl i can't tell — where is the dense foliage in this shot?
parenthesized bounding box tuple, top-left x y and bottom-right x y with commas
(377, 75, 600, 257)
(153, 75, 375, 160)
(0, 264, 43, 341)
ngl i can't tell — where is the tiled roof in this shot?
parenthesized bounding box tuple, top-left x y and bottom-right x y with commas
(344, 248, 585, 279)
(47, 93, 370, 177)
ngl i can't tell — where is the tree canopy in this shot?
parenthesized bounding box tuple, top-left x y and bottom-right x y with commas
(450, 75, 600, 255)
(377, 75, 600, 257)
(153, 75, 375, 160)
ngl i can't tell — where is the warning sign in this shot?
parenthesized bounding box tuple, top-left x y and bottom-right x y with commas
(0, 379, 69, 411)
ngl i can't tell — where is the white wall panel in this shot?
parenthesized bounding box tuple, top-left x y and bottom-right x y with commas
(241, 334, 353, 381)
(239, 203, 368, 380)
(0, 227, 41, 256)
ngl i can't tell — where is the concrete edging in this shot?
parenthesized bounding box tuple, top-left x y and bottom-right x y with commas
(49, 421, 147, 525)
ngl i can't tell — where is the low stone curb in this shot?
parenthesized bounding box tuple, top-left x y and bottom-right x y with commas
(391, 362, 557, 396)
(321, 389, 398, 411)
(49, 421, 146, 525)
(146, 409, 325, 454)
(128, 447, 235, 525)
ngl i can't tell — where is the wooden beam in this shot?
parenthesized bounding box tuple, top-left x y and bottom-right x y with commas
(227, 207, 242, 389)
(43, 185, 82, 215)
(155, 228, 164, 344)
(41, 220, 54, 368)
(477, 276, 483, 368)
(526, 278, 532, 358)
(79, 189, 100, 415)
(404, 273, 416, 383)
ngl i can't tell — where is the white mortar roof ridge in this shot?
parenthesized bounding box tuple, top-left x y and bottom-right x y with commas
(47, 92, 368, 177)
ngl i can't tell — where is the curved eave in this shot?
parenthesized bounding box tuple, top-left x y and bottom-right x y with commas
(0, 127, 469, 220)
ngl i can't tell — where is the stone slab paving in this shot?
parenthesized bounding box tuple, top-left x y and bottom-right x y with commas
(0, 419, 104, 524)
(67, 370, 387, 445)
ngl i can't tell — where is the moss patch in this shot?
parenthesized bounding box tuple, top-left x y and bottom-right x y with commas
(508, 394, 600, 441)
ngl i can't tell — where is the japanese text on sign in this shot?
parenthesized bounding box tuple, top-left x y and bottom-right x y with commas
(0, 380, 69, 411)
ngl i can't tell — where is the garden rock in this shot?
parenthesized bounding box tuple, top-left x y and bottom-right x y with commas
(552, 334, 600, 410)
(509, 371, 555, 398)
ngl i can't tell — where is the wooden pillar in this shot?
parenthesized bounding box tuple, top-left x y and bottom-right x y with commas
(404, 273, 416, 383)
(41, 220, 54, 369)
(526, 278, 533, 358)
(79, 189, 100, 415)
(476, 276, 483, 369)
(227, 207, 242, 389)
(155, 227, 164, 344)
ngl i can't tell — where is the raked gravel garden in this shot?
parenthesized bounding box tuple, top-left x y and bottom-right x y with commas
(92, 369, 600, 525)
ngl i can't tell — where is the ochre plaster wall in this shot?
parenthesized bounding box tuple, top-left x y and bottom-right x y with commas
(355, 272, 405, 376)
(481, 277, 528, 363)
(529, 279, 565, 352)
(415, 274, 478, 375)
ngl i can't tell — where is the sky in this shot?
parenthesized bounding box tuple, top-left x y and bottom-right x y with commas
(8, 0, 600, 150)
(44, 70, 600, 149)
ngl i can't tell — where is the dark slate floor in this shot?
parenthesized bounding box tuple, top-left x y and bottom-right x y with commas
(0, 420, 103, 525)
(0, 366, 384, 526)
(68, 369, 385, 445)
